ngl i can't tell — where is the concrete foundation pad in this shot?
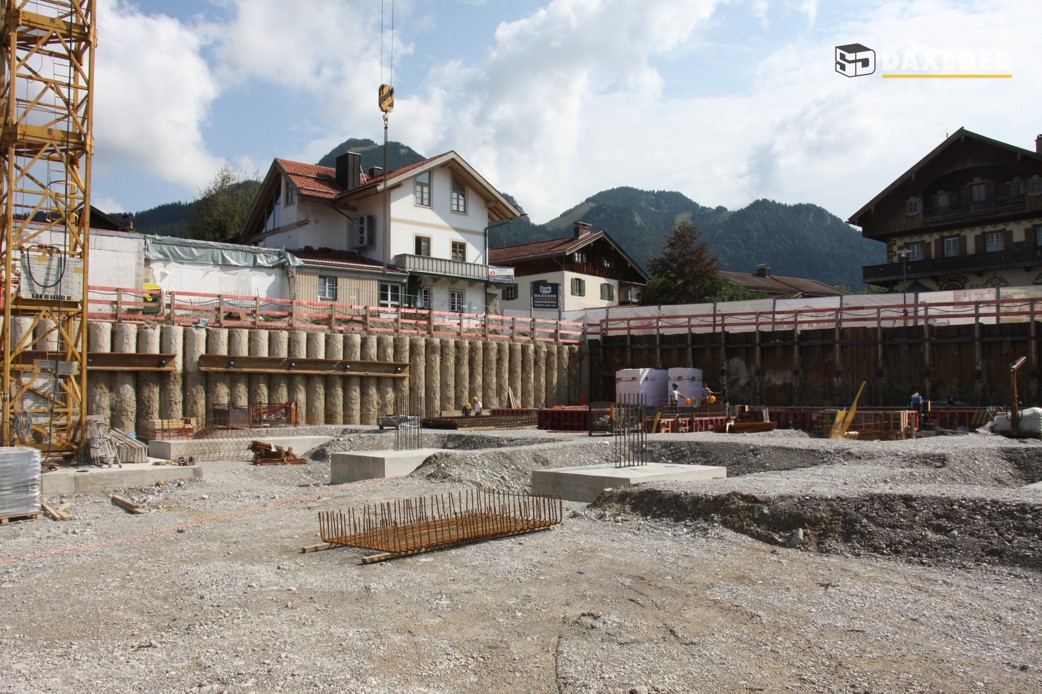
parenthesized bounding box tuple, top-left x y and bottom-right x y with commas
(42, 462, 202, 496)
(330, 448, 448, 485)
(532, 462, 726, 503)
(148, 436, 333, 460)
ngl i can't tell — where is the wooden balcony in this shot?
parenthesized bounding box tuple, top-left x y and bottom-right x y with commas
(922, 195, 1025, 222)
(863, 243, 1042, 283)
(394, 254, 489, 282)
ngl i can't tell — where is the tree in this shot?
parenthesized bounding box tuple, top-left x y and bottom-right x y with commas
(639, 220, 720, 305)
(188, 163, 261, 242)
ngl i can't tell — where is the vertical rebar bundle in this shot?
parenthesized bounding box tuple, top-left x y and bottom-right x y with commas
(318, 489, 563, 563)
(612, 393, 647, 468)
(393, 395, 424, 451)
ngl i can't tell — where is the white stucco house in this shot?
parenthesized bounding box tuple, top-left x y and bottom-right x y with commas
(236, 151, 522, 313)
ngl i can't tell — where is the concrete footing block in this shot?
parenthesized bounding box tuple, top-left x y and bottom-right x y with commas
(532, 462, 726, 503)
(330, 448, 447, 485)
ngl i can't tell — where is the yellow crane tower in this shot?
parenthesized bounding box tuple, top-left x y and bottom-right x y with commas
(0, 0, 96, 457)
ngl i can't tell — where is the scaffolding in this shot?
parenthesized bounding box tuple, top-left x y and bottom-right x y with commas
(1, 1, 96, 456)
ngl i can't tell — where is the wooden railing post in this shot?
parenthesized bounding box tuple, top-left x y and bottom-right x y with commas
(254, 296, 261, 327)
(329, 302, 337, 332)
(289, 298, 297, 328)
(217, 295, 225, 327)
(115, 287, 124, 321)
(427, 308, 434, 335)
(167, 291, 176, 324)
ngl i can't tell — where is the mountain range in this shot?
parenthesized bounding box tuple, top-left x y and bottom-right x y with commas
(121, 139, 883, 291)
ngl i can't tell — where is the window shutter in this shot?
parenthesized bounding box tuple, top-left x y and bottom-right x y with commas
(934, 238, 943, 258)
(974, 234, 985, 254)
(959, 235, 967, 254)
(1003, 229, 1013, 248)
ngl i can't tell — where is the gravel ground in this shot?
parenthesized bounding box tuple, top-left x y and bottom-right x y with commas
(2, 427, 1041, 693)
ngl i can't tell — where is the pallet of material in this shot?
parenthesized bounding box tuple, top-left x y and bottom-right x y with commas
(146, 417, 197, 440)
(0, 447, 41, 519)
(111, 427, 149, 464)
(248, 440, 307, 466)
(0, 511, 41, 525)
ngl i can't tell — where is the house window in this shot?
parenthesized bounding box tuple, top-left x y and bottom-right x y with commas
(904, 242, 924, 262)
(1035, 226, 1042, 246)
(571, 278, 585, 296)
(1008, 179, 1025, 196)
(502, 285, 518, 301)
(415, 287, 431, 309)
(971, 182, 987, 202)
(450, 177, 467, 214)
(414, 171, 431, 207)
(415, 236, 431, 257)
(379, 283, 401, 308)
(905, 198, 920, 215)
(317, 276, 336, 301)
(985, 231, 1004, 253)
(451, 241, 466, 262)
(450, 290, 464, 312)
(1029, 178, 1042, 196)
(600, 283, 615, 300)
(601, 258, 613, 268)
(934, 191, 950, 208)
(943, 237, 960, 258)
(572, 251, 587, 264)
(285, 186, 296, 205)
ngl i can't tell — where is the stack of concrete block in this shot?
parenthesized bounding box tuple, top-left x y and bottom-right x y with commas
(0, 447, 40, 518)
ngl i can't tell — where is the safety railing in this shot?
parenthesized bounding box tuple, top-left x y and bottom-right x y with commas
(84, 285, 585, 344)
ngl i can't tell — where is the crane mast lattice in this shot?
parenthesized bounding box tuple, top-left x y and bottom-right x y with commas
(1, 0, 96, 456)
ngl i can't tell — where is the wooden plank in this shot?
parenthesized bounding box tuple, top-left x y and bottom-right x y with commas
(40, 502, 71, 521)
(111, 495, 145, 515)
(300, 542, 335, 554)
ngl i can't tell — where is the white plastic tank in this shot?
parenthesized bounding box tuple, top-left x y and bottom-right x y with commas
(615, 368, 669, 407)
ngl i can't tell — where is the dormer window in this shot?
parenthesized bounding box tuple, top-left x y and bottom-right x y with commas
(285, 186, 296, 205)
(905, 198, 920, 215)
(573, 251, 587, 264)
(415, 171, 431, 207)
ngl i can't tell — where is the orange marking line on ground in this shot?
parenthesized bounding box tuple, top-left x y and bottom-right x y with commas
(0, 475, 400, 567)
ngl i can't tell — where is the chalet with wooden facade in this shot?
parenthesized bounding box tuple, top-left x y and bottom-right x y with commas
(851, 128, 1042, 292)
(489, 222, 648, 318)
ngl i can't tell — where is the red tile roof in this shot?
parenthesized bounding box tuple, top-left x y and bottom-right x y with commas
(276, 155, 440, 201)
(289, 247, 407, 275)
(489, 230, 602, 264)
(720, 270, 843, 298)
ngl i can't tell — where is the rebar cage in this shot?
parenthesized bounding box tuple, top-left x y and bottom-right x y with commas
(318, 489, 563, 563)
(612, 394, 647, 468)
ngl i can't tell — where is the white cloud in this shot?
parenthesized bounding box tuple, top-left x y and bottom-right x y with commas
(93, 1, 224, 197)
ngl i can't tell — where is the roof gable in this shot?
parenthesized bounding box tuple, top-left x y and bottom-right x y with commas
(848, 127, 1042, 225)
(490, 227, 649, 282)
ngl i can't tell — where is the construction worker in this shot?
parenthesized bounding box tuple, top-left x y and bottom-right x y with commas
(472, 395, 483, 416)
(669, 381, 682, 407)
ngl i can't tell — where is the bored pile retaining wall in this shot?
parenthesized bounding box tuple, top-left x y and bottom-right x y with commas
(72, 320, 580, 437)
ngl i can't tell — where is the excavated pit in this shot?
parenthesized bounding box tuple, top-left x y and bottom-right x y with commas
(331, 428, 1042, 571)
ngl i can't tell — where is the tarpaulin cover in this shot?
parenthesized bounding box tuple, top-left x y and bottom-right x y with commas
(143, 235, 301, 268)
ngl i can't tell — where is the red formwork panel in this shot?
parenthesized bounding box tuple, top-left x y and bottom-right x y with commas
(537, 407, 611, 431)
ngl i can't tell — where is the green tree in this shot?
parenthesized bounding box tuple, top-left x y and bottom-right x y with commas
(640, 221, 720, 305)
(188, 163, 261, 242)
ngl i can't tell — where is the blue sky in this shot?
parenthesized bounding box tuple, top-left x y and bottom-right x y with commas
(91, 0, 1041, 226)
